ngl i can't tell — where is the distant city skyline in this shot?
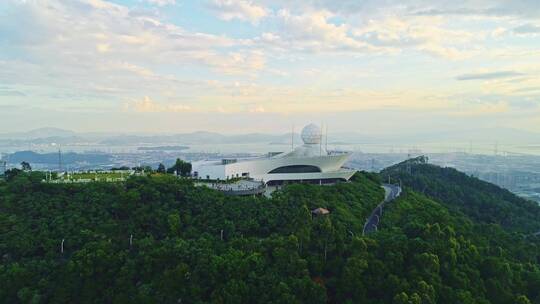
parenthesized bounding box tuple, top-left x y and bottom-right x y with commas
(1, 0, 540, 134)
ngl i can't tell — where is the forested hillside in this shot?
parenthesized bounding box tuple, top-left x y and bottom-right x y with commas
(1, 169, 540, 303)
(381, 156, 540, 233)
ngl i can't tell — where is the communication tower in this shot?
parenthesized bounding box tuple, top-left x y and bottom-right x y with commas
(58, 149, 63, 172)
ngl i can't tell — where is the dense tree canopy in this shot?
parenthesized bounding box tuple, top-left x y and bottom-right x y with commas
(20, 161, 31, 172)
(167, 158, 192, 177)
(1, 166, 540, 303)
(381, 156, 540, 233)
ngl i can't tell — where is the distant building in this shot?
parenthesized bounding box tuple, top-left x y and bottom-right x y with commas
(192, 123, 356, 185)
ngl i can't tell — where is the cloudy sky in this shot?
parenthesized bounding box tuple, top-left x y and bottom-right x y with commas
(0, 0, 539, 134)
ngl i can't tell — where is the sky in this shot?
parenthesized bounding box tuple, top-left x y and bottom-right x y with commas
(0, 0, 540, 134)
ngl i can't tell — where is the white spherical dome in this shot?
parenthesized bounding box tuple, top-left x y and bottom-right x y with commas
(301, 123, 322, 144)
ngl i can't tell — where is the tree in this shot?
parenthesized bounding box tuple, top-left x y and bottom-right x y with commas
(167, 158, 192, 177)
(111, 166, 130, 171)
(167, 213, 181, 236)
(132, 165, 153, 173)
(515, 295, 532, 304)
(4, 168, 22, 181)
(21, 161, 31, 171)
(157, 163, 166, 173)
(2, 169, 540, 303)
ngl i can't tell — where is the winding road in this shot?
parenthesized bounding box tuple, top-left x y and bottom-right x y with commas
(363, 183, 402, 235)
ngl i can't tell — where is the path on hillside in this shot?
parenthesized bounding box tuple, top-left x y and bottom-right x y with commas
(362, 184, 402, 235)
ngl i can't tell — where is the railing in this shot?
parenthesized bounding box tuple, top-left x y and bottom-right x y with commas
(198, 180, 267, 196)
(222, 185, 267, 196)
(327, 150, 350, 155)
(45, 177, 127, 184)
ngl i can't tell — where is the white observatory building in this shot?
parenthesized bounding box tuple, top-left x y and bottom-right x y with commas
(193, 123, 355, 185)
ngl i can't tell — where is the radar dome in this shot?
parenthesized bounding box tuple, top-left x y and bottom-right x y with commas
(301, 123, 322, 144)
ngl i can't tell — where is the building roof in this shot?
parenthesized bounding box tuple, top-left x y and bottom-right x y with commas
(311, 207, 330, 215)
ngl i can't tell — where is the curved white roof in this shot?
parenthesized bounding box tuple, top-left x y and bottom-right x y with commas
(284, 145, 327, 157)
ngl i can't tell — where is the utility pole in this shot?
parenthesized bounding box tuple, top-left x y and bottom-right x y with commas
(406, 153, 412, 175)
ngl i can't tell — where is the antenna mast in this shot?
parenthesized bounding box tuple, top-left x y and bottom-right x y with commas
(291, 124, 294, 151)
(325, 124, 328, 152)
(320, 122, 323, 156)
(58, 148, 63, 172)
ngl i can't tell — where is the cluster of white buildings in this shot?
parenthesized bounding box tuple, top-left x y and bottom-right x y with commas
(192, 123, 355, 186)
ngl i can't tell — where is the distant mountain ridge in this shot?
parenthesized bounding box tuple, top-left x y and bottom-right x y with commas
(5, 150, 111, 165)
(0, 127, 539, 146)
(0, 127, 76, 139)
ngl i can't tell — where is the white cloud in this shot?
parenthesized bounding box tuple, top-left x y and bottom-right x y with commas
(0, 0, 266, 106)
(456, 70, 524, 81)
(352, 16, 478, 59)
(513, 23, 540, 36)
(199, 50, 266, 75)
(257, 9, 372, 53)
(2, 0, 540, 134)
(208, 0, 268, 24)
(253, 10, 478, 59)
(407, 1, 540, 19)
(254, 0, 540, 19)
(125, 96, 191, 112)
(0, 0, 242, 66)
(145, 0, 176, 6)
(96, 43, 110, 53)
(249, 105, 266, 113)
(491, 27, 508, 38)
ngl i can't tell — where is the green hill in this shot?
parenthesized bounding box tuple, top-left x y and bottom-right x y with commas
(380, 156, 540, 233)
(1, 169, 540, 303)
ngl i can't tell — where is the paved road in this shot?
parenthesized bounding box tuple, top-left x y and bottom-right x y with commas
(363, 183, 402, 235)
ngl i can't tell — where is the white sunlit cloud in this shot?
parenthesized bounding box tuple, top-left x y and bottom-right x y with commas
(1, 0, 540, 132)
(124, 96, 191, 112)
(145, 0, 176, 6)
(207, 0, 268, 24)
